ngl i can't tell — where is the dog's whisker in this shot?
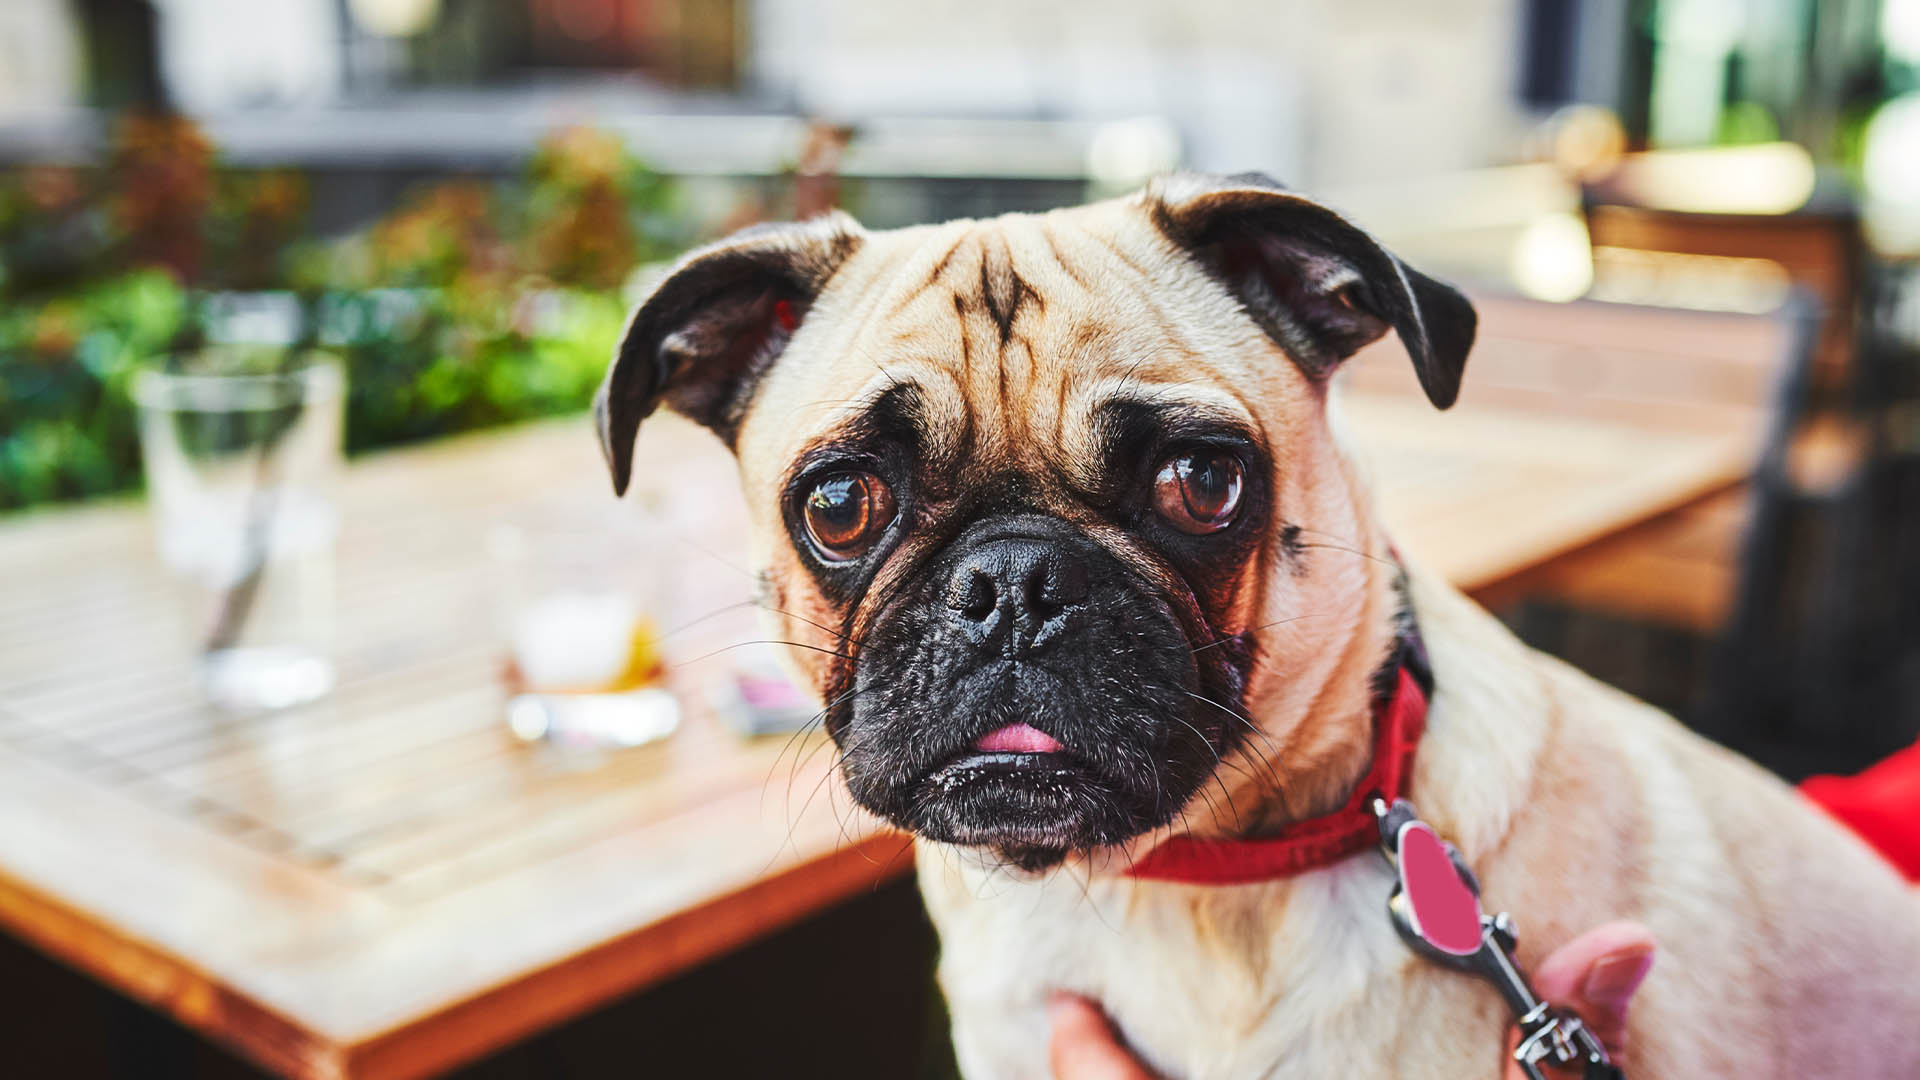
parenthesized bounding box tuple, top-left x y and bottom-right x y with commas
(873, 833, 915, 882)
(665, 533, 762, 585)
(1287, 525, 1395, 569)
(653, 597, 757, 638)
(1191, 613, 1335, 653)
(1198, 782, 1231, 836)
(1197, 752, 1283, 826)
(790, 734, 856, 831)
(773, 687, 885, 860)
(766, 713, 825, 818)
(768, 684, 863, 813)
(1184, 690, 1289, 800)
(1295, 542, 1395, 569)
(753, 601, 867, 647)
(790, 714, 910, 855)
(826, 775, 865, 855)
(1167, 704, 1264, 835)
(1063, 852, 1122, 936)
(761, 705, 857, 875)
(811, 749, 876, 856)
(669, 638, 854, 670)
(1147, 740, 1169, 823)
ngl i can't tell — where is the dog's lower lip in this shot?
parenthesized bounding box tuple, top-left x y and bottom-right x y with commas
(928, 750, 1077, 784)
(974, 723, 1065, 753)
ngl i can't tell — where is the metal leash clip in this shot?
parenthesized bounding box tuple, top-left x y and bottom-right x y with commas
(1371, 798, 1624, 1080)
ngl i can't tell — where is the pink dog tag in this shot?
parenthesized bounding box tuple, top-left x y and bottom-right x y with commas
(1374, 799, 1620, 1078)
(1396, 821, 1484, 956)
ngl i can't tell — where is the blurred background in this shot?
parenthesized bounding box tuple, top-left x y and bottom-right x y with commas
(3, 1, 1920, 1078)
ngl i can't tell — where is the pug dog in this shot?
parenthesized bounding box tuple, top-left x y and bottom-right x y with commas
(595, 173, 1920, 1079)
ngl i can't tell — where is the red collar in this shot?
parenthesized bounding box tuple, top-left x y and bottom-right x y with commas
(1124, 654, 1430, 885)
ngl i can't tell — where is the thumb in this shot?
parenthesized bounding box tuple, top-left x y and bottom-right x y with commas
(1528, 921, 1657, 1057)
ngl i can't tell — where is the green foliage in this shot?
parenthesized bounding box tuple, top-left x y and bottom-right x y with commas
(0, 121, 683, 513)
(317, 284, 630, 455)
(0, 270, 187, 509)
(1715, 100, 1782, 146)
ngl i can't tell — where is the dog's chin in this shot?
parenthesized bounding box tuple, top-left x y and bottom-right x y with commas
(903, 750, 1152, 872)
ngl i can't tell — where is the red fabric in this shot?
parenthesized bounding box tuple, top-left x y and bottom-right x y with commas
(1125, 665, 1427, 885)
(1800, 740, 1920, 883)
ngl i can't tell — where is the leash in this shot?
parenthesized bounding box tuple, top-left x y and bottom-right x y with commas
(1124, 608, 1625, 1078)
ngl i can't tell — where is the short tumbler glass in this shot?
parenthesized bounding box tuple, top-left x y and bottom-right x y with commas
(134, 352, 344, 710)
(488, 501, 682, 751)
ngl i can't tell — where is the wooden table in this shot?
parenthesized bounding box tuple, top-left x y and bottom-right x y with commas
(0, 294, 1787, 1079)
(1347, 292, 1791, 609)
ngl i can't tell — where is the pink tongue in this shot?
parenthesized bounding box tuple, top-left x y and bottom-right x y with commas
(975, 723, 1065, 754)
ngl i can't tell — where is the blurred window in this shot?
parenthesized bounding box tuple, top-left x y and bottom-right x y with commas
(1519, 0, 1583, 107)
(389, 0, 738, 91)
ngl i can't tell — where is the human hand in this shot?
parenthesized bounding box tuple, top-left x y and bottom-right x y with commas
(1048, 921, 1656, 1080)
(1503, 920, 1654, 1077)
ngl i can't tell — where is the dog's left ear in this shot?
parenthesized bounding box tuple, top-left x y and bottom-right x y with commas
(1148, 172, 1476, 409)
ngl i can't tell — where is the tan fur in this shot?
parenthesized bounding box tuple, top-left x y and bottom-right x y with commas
(701, 191, 1920, 1078)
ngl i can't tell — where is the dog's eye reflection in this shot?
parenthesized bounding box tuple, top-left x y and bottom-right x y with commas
(803, 472, 896, 560)
(1154, 451, 1244, 534)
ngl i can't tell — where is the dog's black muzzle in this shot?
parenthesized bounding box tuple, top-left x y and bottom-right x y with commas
(832, 513, 1221, 869)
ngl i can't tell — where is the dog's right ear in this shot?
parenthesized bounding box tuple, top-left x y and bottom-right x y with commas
(594, 213, 863, 495)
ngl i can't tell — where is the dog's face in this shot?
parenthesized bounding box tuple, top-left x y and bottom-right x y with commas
(597, 174, 1474, 869)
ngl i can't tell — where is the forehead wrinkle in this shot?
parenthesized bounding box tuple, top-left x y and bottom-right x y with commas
(784, 359, 979, 483)
(870, 222, 976, 322)
(915, 366, 975, 476)
(782, 364, 928, 455)
(1034, 218, 1092, 292)
(848, 295, 981, 473)
(796, 235, 937, 394)
(1062, 266, 1210, 370)
(830, 240, 915, 329)
(1067, 226, 1193, 333)
(1078, 376, 1257, 429)
(975, 229, 1161, 452)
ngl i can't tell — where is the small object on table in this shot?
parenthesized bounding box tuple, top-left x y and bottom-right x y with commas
(492, 509, 681, 750)
(709, 642, 821, 736)
(134, 351, 345, 711)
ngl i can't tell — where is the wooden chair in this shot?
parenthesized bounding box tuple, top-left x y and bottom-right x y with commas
(1583, 164, 1863, 393)
(1698, 262, 1920, 779)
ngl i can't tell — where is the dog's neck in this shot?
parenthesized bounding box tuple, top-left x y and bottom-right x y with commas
(1240, 582, 1403, 836)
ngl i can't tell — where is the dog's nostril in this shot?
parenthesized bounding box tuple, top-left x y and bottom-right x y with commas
(1034, 556, 1088, 615)
(948, 569, 997, 622)
(1023, 571, 1049, 616)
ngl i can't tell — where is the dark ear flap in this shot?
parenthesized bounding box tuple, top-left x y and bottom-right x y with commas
(1147, 172, 1476, 409)
(594, 213, 863, 494)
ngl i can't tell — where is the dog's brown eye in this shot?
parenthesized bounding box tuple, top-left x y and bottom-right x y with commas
(803, 472, 895, 560)
(1154, 451, 1244, 534)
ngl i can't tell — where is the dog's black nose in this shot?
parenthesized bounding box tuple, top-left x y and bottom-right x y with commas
(945, 539, 1089, 653)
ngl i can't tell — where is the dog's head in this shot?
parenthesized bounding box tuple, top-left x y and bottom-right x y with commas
(596, 173, 1474, 870)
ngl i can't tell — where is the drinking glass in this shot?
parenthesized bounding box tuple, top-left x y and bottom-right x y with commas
(488, 500, 682, 751)
(134, 351, 343, 710)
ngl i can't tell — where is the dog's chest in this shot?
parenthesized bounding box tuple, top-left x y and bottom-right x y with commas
(919, 847, 1505, 1079)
